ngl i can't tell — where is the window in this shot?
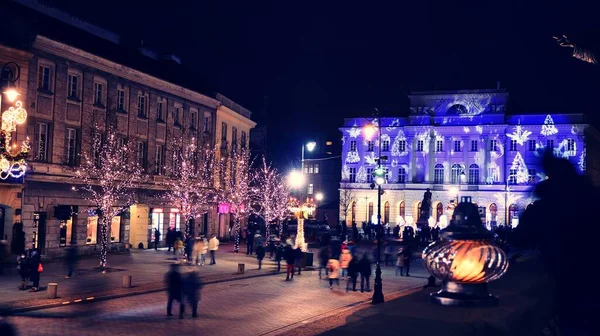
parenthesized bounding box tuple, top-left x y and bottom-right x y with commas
(546, 139, 554, 149)
(35, 123, 49, 161)
(314, 163, 319, 174)
(508, 204, 519, 227)
(221, 122, 227, 141)
(66, 128, 77, 166)
(416, 140, 424, 152)
(368, 202, 374, 223)
(117, 88, 126, 111)
(454, 140, 461, 152)
(204, 114, 211, 133)
(156, 100, 164, 121)
(509, 168, 517, 185)
(384, 166, 390, 182)
(241, 131, 247, 149)
(488, 165, 499, 183)
(490, 139, 498, 151)
(528, 139, 536, 151)
(510, 139, 518, 151)
(528, 169, 536, 184)
(116, 137, 125, 149)
(471, 140, 478, 152)
(434, 164, 444, 184)
(309, 165, 314, 174)
(451, 163, 462, 184)
(111, 216, 121, 242)
(398, 167, 406, 183)
(86, 215, 98, 244)
(468, 164, 480, 185)
(567, 139, 575, 151)
(399, 140, 406, 152)
(38, 65, 51, 91)
(350, 140, 357, 151)
(308, 184, 314, 195)
(304, 165, 309, 174)
(231, 127, 238, 150)
(366, 168, 373, 182)
(67, 73, 79, 99)
(367, 140, 374, 152)
(382, 139, 390, 151)
(138, 95, 147, 117)
(349, 167, 357, 182)
(94, 82, 104, 106)
(436, 140, 444, 152)
(174, 106, 181, 125)
(137, 142, 146, 168)
(190, 109, 197, 129)
(398, 201, 405, 219)
(152, 211, 165, 245)
(384, 202, 390, 224)
(155, 144, 164, 175)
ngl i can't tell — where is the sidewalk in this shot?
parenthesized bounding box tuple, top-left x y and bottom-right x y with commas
(283, 257, 555, 336)
(0, 245, 278, 314)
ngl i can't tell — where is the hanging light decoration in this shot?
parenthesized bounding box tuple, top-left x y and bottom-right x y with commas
(0, 98, 30, 179)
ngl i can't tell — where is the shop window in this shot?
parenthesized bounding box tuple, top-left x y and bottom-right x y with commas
(59, 218, 73, 247)
(87, 216, 98, 244)
(111, 216, 121, 242)
(152, 211, 166, 241)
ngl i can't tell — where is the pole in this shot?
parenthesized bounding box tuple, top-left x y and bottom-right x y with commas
(372, 113, 384, 304)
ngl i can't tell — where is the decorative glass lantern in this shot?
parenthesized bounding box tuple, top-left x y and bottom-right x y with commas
(422, 201, 509, 306)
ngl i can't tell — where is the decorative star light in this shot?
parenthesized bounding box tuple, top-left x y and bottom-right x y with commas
(341, 136, 346, 145)
(507, 125, 532, 146)
(364, 152, 377, 165)
(391, 159, 399, 167)
(536, 172, 548, 181)
(541, 114, 558, 136)
(346, 151, 360, 163)
(347, 124, 361, 138)
(510, 152, 529, 184)
(475, 125, 483, 134)
(554, 139, 577, 158)
(571, 125, 584, 135)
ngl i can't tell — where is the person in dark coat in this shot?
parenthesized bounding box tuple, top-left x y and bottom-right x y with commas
(275, 244, 284, 272)
(246, 227, 254, 255)
(28, 248, 41, 292)
(294, 246, 304, 275)
(403, 245, 412, 276)
(165, 264, 184, 318)
(358, 254, 372, 293)
(256, 244, 266, 270)
(346, 257, 359, 292)
(393, 225, 400, 238)
(318, 246, 330, 279)
(154, 228, 161, 250)
(16, 253, 29, 290)
(183, 270, 202, 318)
(185, 236, 195, 262)
(284, 244, 295, 280)
(166, 227, 175, 253)
(65, 244, 78, 279)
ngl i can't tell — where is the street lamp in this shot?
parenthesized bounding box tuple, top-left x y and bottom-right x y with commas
(364, 108, 386, 305)
(301, 141, 317, 175)
(287, 170, 305, 189)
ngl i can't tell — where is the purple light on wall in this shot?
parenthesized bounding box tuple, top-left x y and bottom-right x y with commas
(218, 203, 230, 214)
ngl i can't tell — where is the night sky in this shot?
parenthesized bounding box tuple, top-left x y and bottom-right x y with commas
(42, 0, 600, 170)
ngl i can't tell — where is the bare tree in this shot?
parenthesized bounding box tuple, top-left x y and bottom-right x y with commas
(339, 183, 356, 225)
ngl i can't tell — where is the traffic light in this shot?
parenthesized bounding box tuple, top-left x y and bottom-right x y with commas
(373, 166, 385, 186)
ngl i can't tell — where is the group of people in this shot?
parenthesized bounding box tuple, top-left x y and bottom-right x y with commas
(165, 265, 203, 319)
(318, 245, 373, 292)
(16, 246, 42, 292)
(155, 228, 220, 266)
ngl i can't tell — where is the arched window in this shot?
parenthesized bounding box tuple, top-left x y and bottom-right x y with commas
(434, 164, 444, 184)
(399, 201, 405, 219)
(436, 202, 443, 222)
(384, 201, 390, 224)
(451, 163, 462, 184)
(468, 164, 479, 185)
(489, 203, 498, 227)
(508, 204, 519, 226)
(351, 201, 356, 223)
(368, 202, 374, 223)
(416, 201, 422, 219)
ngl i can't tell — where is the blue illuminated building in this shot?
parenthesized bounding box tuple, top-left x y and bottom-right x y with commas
(339, 89, 600, 230)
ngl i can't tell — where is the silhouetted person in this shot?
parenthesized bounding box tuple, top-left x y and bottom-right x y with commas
(284, 244, 295, 280)
(359, 254, 371, 292)
(166, 227, 175, 253)
(165, 264, 184, 318)
(184, 271, 202, 318)
(28, 247, 41, 292)
(0, 319, 18, 336)
(154, 228, 161, 250)
(347, 256, 359, 292)
(64, 244, 78, 279)
(246, 226, 254, 255)
(256, 244, 265, 270)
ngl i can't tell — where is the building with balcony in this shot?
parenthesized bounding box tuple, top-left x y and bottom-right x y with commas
(339, 89, 600, 230)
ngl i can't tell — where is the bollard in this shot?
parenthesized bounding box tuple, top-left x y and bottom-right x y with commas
(238, 263, 245, 274)
(122, 275, 132, 288)
(47, 282, 58, 299)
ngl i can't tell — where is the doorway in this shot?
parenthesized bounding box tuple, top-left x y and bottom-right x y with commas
(33, 212, 47, 254)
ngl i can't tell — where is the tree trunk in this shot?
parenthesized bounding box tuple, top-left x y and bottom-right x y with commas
(234, 216, 241, 253)
(99, 215, 109, 270)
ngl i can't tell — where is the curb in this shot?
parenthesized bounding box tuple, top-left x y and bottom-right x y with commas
(256, 284, 424, 336)
(0, 270, 281, 316)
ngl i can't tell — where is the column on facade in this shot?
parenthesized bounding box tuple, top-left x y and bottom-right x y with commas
(462, 136, 469, 182)
(499, 135, 506, 183)
(445, 136, 452, 183)
(483, 135, 489, 183)
(424, 135, 433, 182)
(407, 135, 414, 182)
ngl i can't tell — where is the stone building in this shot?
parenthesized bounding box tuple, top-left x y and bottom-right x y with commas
(339, 89, 600, 231)
(0, 0, 254, 256)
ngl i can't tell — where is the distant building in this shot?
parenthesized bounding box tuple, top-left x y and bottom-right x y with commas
(339, 89, 600, 230)
(304, 140, 340, 227)
(250, 125, 267, 160)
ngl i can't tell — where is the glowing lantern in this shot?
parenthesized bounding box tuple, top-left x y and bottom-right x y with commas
(422, 202, 508, 306)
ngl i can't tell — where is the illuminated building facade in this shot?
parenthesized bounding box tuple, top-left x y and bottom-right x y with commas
(340, 89, 600, 229)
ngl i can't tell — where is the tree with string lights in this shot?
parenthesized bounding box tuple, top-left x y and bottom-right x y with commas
(217, 146, 252, 253)
(252, 157, 290, 237)
(73, 124, 144, 271)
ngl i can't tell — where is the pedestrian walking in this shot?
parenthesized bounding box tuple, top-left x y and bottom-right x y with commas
(0, 240, 9, 276)
(384, 242, 393, 267)
(185, 235, 195, 263)
(395, 247, 405, 276)
(28, 248, 41, 292)
(246, 226, 254, 255)
(358, 254, 372, 293)
(327, 257, 340, 290)
(403, 244, 412, 276)
(174, 237, 184, 263)
(275, 243, 284, 272)
(294, 246, 304, 275)
(346, 257, 359, 292)
(184, 270, 202, 318)
(284, 244, 295, 280)
(318, 246, 330, 279)
(16, 253, 29, 290)
(166, 227, 175, 253)
(256, 243, 266, 270)
(339, 248, 352, 279)
(208, 234, 219, 265)
(154, 228, 161, 250)
(165, 264, 184, 318)
(65, 244, 78, 279)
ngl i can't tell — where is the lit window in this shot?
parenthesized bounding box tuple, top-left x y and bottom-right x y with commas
(454, 140, 461, 152)
(309, 165, 314, 174)
(416, 140, 424, 152)
(434, 164, 444, 184)
(510, 140, 518, 151)
(308, 184, 314, 195)
(471, 140, 478, 152)
(304, 165, 308, 174)
(314, 163, 319, 174)
(436, 140, 443, 152)
(111, 216, 121, 242)
(86, 215, 98, 244)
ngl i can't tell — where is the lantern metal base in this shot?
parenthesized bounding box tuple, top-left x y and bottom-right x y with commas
(430, 281, 499, 307)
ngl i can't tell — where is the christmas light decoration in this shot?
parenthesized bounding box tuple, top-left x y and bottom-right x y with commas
(490, 141, 504, 160)
(386, 119, 400, 131)
(73, 123, 144, 270)
(341, 165, 350, 181)
(339, 183, 356, 223)
(541, 115, 558, 136)
(463, 127, 470, 133)
(347, 125, 361, 138)
(510, 152, 529, 184)
(507, 125, 532, 146)
(356, 166, 368, 183)
(579, 148, 586, 172)
(475, 125, 483, 134)
(1, 99, 30, 179)
(391, 130, 408, 156)
(391, 159, 398, 167)
(345, 151, 360, 163)
(252, 157, 290, 236)
(364, 152, 377, 165)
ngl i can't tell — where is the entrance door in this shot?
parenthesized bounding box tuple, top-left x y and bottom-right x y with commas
(202, 213, 208, 236)
(33, 212, 47, 254)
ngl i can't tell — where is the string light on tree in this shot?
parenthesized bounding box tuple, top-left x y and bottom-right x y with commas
(252, 157, 290, 236)
(541, 115, 558, 136)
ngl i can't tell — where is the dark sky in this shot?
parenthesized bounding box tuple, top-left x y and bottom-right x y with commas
(44, 0, 600, 170)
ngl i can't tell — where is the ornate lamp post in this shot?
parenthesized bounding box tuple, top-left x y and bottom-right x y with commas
(423, 202, 509, 306)
(1, 62, 29, 180)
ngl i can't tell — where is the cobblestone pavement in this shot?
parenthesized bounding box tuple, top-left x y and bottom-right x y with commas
(4, 260, 428, 336)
